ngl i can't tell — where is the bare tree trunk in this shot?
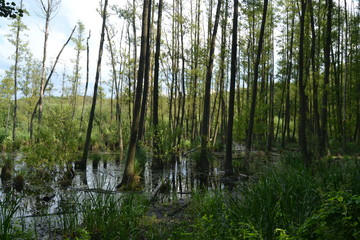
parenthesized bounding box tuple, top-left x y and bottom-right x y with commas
(298, 0, 310, 165)
(29, 26, 76, 140)
(80, 30, 91, 130)
(80, 0, 108, 170)
(198, 0, 221, 186)
(37, 0, 60, 124)
(118, 0, 151, 189)
(152, 0, 163, 170)
(246, 0, 268, 153)
(138, 0, 153, 142)
(309, 0, 321, 154)
(224, 0, 238, 177)
(320, 0, 333, 155)
(282, 13, 295, 148)
(12, 0, 23, 145)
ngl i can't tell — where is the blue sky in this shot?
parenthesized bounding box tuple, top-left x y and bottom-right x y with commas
(0, 0, 123, 97)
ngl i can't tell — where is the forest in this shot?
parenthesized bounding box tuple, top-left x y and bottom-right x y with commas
(0, 0, 359, 239)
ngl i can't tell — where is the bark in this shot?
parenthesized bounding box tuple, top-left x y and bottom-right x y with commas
(80, 0, 108, 169)
(118, 0, 151, 189)
(138, 0, 152, 142)
(152, 0, 163, 170)
(309, 0, 321, 153)
(80, 30, 91, 130)
(12, 0, 23, 144)
(246, 0, 269, 152)
(198, 0, 222, 186)
(38, 0, 60, 124)
(298, 0, 310, 165)
(320, 0, 332, 155)
(224, 0, 238, 177)
(282, 13, 295, 148)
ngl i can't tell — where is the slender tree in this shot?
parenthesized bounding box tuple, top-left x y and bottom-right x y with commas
(6, 0, 26, 145)
(70, 20, 86, 120)
(224, 0, 238, 177)
(37, 0, 61, 124)
(80, 0, 108, 170)
(118, 0, 151, 189)
(152, 0, 164, 170)
(80, 30, 91, 130)
(198, 0, 222, 185)
(246, 0, 269, 152)
(320, 0, 333, 155)
(298, 0, 310, 164)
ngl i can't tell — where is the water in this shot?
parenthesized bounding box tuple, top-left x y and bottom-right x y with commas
(0, 152, 224, 238)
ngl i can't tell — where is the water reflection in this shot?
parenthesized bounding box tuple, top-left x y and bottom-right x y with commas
(0, 152, 225, 237)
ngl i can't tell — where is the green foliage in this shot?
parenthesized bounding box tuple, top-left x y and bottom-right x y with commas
(81, 193, 148, 239)
(190, 191, 262, 239)
(24, 106, 80, 168)
(298, 191, 360, 239)
(0, 191, 21, 239)
(0, 0, 23, 19)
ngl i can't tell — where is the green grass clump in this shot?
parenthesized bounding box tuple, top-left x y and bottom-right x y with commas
(179, 153, 360, 240)
(80, 193, 148, 239)
(0, 192, 22, 240)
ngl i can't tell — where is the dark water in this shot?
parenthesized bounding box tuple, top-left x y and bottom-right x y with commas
(0, 152, 224, 239)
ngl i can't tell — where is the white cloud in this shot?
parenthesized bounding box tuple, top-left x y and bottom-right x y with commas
(0, 0, 121, 95)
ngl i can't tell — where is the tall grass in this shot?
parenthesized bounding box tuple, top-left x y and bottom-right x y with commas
(0, 191, 22, 240)
(186, 153, 360, 239)
(80, 192, 148, 239)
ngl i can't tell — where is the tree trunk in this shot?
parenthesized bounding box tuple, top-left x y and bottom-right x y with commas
(12, 0, 23, 145)
(320, 0, 333, 155)
(118, 0, 151, 189)
(298, 0, 310, 165)
(198, 0, 221, 186)
(224, 0, 238, 177)
(138, 0, 153, 142)
(246, 0, 269, 152)
(152, 0, 163, 170)
(80, 0, 108, 170)
(80, 30, 91, 130)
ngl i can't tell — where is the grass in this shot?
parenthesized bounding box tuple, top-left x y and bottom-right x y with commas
(151, 153, 360, 240)
(0, 191, 23, 240)
(1, 151, 360, 239)
(80, 192, 148, 239)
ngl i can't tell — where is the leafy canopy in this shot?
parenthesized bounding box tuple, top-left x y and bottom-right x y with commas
(0, 0, 23, 18)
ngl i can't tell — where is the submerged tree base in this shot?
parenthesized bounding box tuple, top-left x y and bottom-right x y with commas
(117, 174, 142, 191)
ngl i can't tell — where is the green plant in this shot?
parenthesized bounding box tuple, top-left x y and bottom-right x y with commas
(0, 191, 22, 239)
(298, 191, 360, 239)
(80, 192, 148, 239)
(23, 106, 80, 168)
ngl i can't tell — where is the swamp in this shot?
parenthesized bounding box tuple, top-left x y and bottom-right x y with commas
(1, 0, 360, 239)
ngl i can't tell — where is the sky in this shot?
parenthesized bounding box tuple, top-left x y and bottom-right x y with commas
(0, 0, 123, 96)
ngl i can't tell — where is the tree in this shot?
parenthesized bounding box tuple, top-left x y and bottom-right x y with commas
(118, 0, 151, 189)
(224, 0, 238, 177)
(246, 0, 269, 153)
(298, 0, 310, 164)
(37, 0, 61, 126)
(320, 0, 333, 155)
(80, 30, 91, 129)
(152, 0, 164, 170)
(80, 0, 108, 170)
(198, 0, 222, 186)
(0, 0, 23, 19)
(70, 20, 86, 120)
(6, 0, 27, 145)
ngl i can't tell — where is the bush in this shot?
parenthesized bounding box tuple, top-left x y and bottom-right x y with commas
(298, 191, 360, 239)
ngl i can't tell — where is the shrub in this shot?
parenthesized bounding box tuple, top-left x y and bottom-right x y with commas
(298, 191, 360, 239)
